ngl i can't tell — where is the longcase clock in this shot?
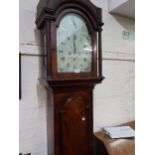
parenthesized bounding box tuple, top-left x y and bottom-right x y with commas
(36, 0, 104, 155)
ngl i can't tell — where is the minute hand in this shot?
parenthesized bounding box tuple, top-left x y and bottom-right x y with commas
(73, 34, 77, 54)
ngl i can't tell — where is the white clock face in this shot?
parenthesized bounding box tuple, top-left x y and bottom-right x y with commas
(56, 13, 93, 73)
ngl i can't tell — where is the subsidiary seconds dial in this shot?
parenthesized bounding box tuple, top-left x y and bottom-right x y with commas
(56, 13, 93, 73)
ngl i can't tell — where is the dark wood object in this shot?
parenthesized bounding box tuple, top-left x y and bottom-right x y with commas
(19, 52, 21, 99)
(94, 121, 135, 155)
(94, 135, 109, 155)
(36, 0, 104, 155)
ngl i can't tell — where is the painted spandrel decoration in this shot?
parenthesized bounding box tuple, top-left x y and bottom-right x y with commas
(57, 13, 93, 73)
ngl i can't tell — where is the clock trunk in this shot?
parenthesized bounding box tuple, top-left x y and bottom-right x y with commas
(47, 86, 94, 155)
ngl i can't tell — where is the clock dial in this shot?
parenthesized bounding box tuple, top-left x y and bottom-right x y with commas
(56, 13, 93, 73)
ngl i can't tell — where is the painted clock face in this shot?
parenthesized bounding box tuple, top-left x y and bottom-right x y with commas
(56, 13, 93, 73)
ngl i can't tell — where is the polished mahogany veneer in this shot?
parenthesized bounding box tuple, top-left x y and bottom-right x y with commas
(36, 0, 104, 155)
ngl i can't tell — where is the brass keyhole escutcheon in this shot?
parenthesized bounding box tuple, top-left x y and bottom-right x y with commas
(82, 117, 86, 121)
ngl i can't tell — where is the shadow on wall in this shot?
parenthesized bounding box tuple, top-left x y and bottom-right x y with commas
(37, 82, 47, 107)
(111, 14, 135, 32)
(34, 27, 43, 79)
(34, 28, 41, 47)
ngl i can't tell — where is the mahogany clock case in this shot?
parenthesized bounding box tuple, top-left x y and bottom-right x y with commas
(35, 0, 104, 155)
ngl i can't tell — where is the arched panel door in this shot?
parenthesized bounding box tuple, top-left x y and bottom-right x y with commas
(59, 96, 93, 155)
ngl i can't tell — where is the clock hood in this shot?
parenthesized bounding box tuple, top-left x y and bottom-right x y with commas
(35, 0, 104, 86)
(36, 0, 103, 30)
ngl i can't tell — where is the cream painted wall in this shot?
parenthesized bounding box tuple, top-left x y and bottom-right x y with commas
(109, 0, 128, 11)
(19, 0, 135, 154)
(91, 0, 135, 131)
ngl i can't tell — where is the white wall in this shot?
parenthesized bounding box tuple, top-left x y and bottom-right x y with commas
(109, 0, 128, 11)
(91, 0, 135, 130)
(19, 0, 135, 154)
